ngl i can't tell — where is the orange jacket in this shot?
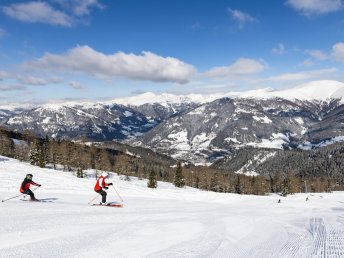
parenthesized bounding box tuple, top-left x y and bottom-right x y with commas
(94, 176, 109, 191)
(20, 179, 39, 193)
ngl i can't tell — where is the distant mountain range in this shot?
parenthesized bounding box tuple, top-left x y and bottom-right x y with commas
(2, 80, 344, 165)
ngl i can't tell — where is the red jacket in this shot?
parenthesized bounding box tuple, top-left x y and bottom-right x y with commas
(94, 176, 109, 191)
(20, 179, 39, 193)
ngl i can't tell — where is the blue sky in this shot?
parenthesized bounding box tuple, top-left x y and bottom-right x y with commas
(0, 0, 344, 104)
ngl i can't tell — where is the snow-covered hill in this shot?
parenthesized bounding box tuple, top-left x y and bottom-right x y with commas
(1, 156, 344, 257)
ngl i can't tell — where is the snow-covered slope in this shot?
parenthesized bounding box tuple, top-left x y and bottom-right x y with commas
(1, 156, 344, 257)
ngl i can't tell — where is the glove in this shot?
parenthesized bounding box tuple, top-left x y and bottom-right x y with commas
(108, 183, 113, 186)
(38, 184, 42, 187)
(104, 187, 109, 190)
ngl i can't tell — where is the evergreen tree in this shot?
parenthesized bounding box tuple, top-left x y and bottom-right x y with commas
(282, 177, 289, 196)
(38, 145, 46, 168)
(29, 140, 40, 166)
(174, 161, 185, 188)
(210, 173, 219, 192)
(77, 168, 84, 178)
(29, 140, 46, 168)
(147, 169, 157, 188)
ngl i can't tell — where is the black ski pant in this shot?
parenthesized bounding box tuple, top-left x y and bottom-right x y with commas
(95, 189, 107, 203)
(23, 189, 35, 200)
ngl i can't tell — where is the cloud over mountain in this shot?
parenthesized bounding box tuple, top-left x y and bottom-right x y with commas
(23, 45, 197, 84)
(204, 58, 265, 78)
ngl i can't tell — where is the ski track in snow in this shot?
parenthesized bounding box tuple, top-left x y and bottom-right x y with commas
(1, 156, 344, 257)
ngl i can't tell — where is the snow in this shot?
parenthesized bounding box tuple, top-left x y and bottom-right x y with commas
(298, 136, 344, 150)
(167, 130, 190, 155)
(235, 152, 276, 177)
(41, 117, 51, 124)
(224, 137, 241, 144)
(246, 133, 289, 149)
(294, 117, 304, 125)
(191, 132, 216, 149)
(113, 80, 344, 106)
(187, 106, 206, 115)
(112, 92, 223, 106)
(123, 111, 133, 117)
(11, 139, 28, 147)
(125, 150, 141, 158)
(253, 115, 272, 124)
(1, 156, 344, 257)
(230, 80, 344, 102)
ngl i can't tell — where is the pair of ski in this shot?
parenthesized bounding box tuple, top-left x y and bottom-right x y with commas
(92, 202, 123, 208)
(20, 198, 54, 203)
(19, 198, 122, 207)
(20, 199, 122, 207)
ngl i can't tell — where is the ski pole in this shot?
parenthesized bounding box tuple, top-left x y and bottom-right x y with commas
(1, 193, 24, 203)
(111, 184, 123, 203)
(1, 186, 40, 203)
(88, 194, 99, 204)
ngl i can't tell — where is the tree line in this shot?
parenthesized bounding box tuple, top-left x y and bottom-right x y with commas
(1, 125, 343, 195)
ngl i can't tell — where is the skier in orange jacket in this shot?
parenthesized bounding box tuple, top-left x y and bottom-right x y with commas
(20, 174, 41, 201)
(94, 172, 112, 205)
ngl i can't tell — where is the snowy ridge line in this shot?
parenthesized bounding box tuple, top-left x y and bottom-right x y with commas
(1, 80, 344, 110)
(110, 80, 344, 106)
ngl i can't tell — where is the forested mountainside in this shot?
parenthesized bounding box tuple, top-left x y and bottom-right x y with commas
(1, 125, 344, 196)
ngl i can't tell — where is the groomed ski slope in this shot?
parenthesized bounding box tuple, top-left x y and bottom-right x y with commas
(1, 156, 344, 258)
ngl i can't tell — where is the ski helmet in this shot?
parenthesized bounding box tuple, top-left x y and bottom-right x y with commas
(101, 172, 108, 178)
(26, 174, 33, 180)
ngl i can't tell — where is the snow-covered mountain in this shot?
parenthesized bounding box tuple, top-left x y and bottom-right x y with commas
(1, 96, 199, 140)
(3, 80, 344, 164)
(132, 80, 344, 163)
(4, 103, 157, 140)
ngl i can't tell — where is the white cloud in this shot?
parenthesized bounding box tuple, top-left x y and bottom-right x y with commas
(228, 8, 257, 28)
(53, 0, 104, 16)
(301, 58, 315, 67)
(2, 1, 73, 27)
(68, 81, 86, 90)
(23, 45, 197, 84)
(332, 42, 344, 62)
(17, 76, 61, 86)
(272, 43, 285, 55)
(0, 84, 26, 91)
(204, 58, 265, 78)
(306, 49, 328, 60)
(267, 68, 337, 81)
(286, 0, 343, 16)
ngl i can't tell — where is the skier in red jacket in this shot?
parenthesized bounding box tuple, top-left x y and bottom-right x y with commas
(94, 172, 112, 205)
(20, 174, 41, 201)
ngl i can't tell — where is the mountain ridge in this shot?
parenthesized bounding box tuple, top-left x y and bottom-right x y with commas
(2, 80, 344, 165)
